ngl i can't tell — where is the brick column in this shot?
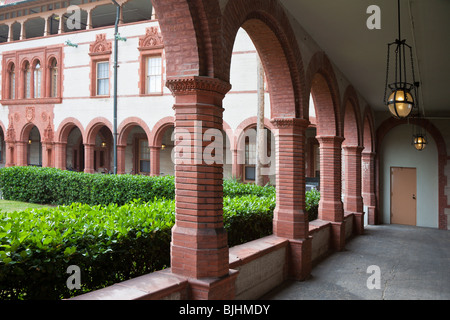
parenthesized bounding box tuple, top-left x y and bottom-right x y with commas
(5, 144, 15, 167)
(316, 135, 345, 251)
(149, 146, 161, 176)
(362, 151, 377, 225)
(84, 144, 95, 174)
(42, 143, 53, 168)
(117, 144, 126, 174)
(166, 76, 237, 300)
(271, 118, 311, 281)
(16, 141, 27, 166)
(343, 146, 364, 235)
(54, 142, 66, 170)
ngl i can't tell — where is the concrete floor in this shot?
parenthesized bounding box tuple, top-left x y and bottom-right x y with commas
(263, 224, 450, 300)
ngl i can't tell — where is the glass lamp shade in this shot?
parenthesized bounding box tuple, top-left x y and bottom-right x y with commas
(413, 135, 427, 151)
(387, 89, 414, 119)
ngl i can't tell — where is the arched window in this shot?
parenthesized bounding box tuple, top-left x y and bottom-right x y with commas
(34, 61, 42, 98)
(9, 64, 15, 99)
(49, 58, 58, 98)
(24, 61, 31, 99)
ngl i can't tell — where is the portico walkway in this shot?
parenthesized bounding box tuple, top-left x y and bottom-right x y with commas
(263, 225, 450, 300)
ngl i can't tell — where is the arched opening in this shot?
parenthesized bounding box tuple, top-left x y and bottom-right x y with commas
(341, 96, 362, 215)
(305, 94, 319, 188)
(158, 124, 174, 176)
(0, 126, 5, 167)
(66, 127, 84, 172)
(11, 22, 21, 41)
(122, 125, 150, 175)
(84, 120, 113, 174)
(91, 4, 117, 29)
(93, 126, 113, 173)
(0, 24, 9, 43)
(362, 109, 376, 225)
(48, 57, 59, 98)
(23, 60, 31, 99)
(48, 14, 60, 35)
(24, 17, 45, 39)
(122, 0, 153, 23)
(27, 126, 42, 166)
(33, 59, 42, 98)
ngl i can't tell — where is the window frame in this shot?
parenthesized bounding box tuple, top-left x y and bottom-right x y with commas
(145, 55, 163, 95)
(33, 60, 42, 98)
(95, 60, 110, 97)
(23, 61, 31, 99)
(7, 62, 16, 100)
(138, 138, 151, 175)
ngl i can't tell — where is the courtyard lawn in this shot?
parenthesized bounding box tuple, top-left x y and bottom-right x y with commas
(0, 200, 54, 213)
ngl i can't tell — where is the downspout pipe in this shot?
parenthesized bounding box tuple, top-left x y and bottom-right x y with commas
(111, 0, 120, 174)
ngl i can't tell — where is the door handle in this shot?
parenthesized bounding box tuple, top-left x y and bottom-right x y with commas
(412, 194, 416, 200)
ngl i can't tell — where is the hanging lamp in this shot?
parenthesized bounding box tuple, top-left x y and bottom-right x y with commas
(384, 0, 419, 119)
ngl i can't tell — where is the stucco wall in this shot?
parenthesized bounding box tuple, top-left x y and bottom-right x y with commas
(380, 124, 439, 228)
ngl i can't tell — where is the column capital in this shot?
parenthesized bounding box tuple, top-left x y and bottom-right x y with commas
(270, 117, 309, 130)
(166, 76, 231, 97)
(342, 145, 365, 154)
(316, 135, 345, 146)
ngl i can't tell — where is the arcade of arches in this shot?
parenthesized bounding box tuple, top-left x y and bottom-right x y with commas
(0, 0, 447, 301)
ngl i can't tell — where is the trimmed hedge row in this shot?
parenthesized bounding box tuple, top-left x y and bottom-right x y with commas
(0, 167, 278, 206)
(0, 167, 175, 206)
(0, 196, 274, 300)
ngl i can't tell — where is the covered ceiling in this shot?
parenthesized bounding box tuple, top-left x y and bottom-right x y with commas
(280, 0, 450, 117)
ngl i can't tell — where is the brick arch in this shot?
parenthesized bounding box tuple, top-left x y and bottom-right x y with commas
(19, 121, 42, 142)
(222, 0, 307, 119)
(342, 85, 362, 147)
(149, 116, 175, 147)
(152, 0, 222, 78)
(362, 106, 375, 153)
(84, 117, 113, 145)
(117, 117, 152, 146)
(0, 120, 7, 138)
(306, 52, 341, 137)
(376, 117, 448, 230)
(56, 117, 85, 144)
(233, 116, 275, 151)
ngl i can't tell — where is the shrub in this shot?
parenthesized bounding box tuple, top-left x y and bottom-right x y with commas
(305, 188, 320, 221)
(0, 199, 174, 300)
(223, 195, 275, 247)
(223, 178, 275, 198)
(0, 195, 275, 300)
(0, 167, 175, 206)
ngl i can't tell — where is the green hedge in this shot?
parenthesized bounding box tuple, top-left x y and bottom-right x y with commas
(0, 167, 175, 206)
(0, 196, 275, 300)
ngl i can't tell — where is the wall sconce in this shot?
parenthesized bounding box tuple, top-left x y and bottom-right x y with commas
(161, 144, 166, 150)
(28, 139, 32, 144)
(101, 142, 107, 148)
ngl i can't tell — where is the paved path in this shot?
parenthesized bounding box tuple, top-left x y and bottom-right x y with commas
(263, 225, 450, 300)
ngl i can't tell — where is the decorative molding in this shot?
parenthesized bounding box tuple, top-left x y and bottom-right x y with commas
(89, 34, 112, 56)
(43, 123, 54, 144)
(6, 116, 15, 142)
(138, 27, 164, 50)
(25, 106, 35, 123)
(166, 76, 231, 96)
(271, 118, 309, 129)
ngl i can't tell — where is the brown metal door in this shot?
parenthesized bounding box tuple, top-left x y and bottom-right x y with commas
(390, 167, 417, 226)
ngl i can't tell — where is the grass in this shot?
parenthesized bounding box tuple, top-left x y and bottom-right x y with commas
(0, 200, 54, 213)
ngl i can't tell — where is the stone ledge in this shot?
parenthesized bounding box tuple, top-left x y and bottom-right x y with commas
(229, 234, 289, 269)
(70, 269, 188, 300)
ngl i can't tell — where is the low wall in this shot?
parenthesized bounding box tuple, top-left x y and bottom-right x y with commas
(72, 213, 363, 300)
